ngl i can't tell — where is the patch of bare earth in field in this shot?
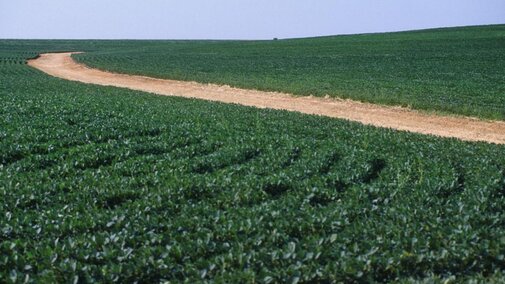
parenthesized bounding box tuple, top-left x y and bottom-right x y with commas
(28, 52, 505, 144)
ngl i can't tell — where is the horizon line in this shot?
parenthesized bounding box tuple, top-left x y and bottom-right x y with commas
(1, 23, 504, 41)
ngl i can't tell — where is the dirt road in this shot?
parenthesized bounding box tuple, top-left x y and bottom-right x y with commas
(28, 52, 505, 144)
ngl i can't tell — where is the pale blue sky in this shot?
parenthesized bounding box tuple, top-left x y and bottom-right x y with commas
(1, 0, 504, 39)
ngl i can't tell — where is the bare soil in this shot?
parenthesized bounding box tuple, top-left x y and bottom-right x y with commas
(28, 52, 505, 144)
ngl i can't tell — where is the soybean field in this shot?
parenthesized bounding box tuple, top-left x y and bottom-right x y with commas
(74, 24, 505, 120)
(1, 29, 505, 282)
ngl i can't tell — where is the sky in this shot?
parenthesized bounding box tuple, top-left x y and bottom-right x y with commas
(1, 0, 504, 40)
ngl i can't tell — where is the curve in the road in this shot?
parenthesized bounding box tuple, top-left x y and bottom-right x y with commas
(28, 52, 505, 144)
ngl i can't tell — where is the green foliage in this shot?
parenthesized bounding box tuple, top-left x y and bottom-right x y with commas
(72, 24, 505, 120)
(1, 37, 505, 282)
(3, 25, 505, 119)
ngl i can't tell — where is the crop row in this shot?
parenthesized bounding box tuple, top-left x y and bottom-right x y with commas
(1, 45, 505, 282)
(75, 25, 505, 120)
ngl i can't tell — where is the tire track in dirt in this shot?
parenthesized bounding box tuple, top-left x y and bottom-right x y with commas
(28, 52, 505, 144)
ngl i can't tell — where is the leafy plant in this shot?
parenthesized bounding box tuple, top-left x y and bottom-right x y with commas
(1, 36, 505, 282)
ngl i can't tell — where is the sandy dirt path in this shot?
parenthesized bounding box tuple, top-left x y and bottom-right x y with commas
(28, 52, 505, 144)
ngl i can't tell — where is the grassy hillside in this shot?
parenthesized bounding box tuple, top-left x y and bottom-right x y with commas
(72, 24, 505, 120)
(1, 41, 505, 282)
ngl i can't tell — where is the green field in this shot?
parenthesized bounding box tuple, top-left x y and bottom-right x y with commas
(74, 24, 505, 120)
(1, 27, 505, 282)
(2, 25, 504, 119)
